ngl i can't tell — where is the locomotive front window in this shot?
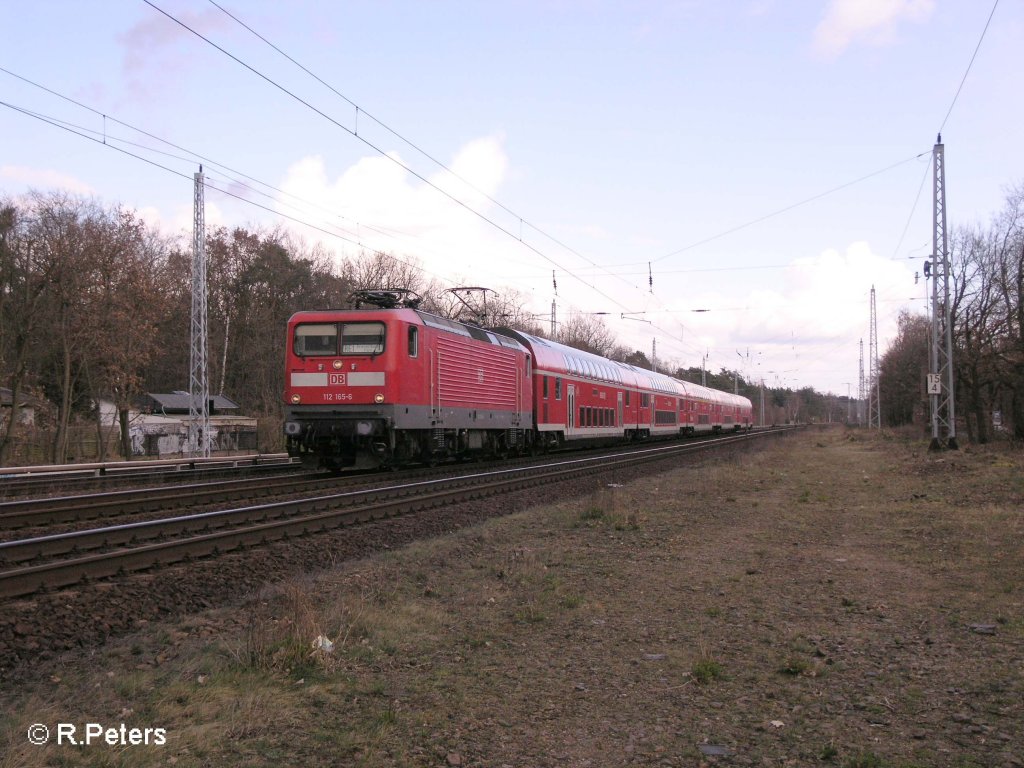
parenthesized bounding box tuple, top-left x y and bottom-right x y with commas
(294, 323, 338, 356)
(340, 322, 386, 355)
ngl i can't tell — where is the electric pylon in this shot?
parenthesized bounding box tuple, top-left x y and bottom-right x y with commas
(928, 135, 958, 450)
(868, 287, 881, 429)
(189, 167, 210, 458)
(858, 338, 865, 426)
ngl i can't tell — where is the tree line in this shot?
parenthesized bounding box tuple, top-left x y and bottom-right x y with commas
(879, 183, 1024, 441)
(3, 190, 859, 465)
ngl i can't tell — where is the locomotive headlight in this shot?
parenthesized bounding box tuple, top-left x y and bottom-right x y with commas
(374, 393, 385, 404)
(290, 394, 301, 404)
(332, 359, 343, 370)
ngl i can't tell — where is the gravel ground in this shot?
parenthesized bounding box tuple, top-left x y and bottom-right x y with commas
(1, 427, 1021, 768)
(0, 436, 749, 679)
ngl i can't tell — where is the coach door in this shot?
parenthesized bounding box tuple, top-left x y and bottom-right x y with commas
(617, 391, 623, 428)
(567, 384, 576, 431)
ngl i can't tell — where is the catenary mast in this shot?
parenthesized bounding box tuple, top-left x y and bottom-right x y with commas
(868, 287, 880, 429)
(928, 135, 958, 450)
(189, 167, 210, 458)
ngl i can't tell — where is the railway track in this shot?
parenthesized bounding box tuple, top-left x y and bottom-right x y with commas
(0, 453, 299, 499)
(0, 444, 631, 532)
(0, 428, 793, 600)
(0, 469, 349, 531)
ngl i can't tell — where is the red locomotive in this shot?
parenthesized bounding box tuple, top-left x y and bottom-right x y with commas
(283, 291, 752, 469)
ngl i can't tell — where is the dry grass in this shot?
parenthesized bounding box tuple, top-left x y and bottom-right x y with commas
(1, 428, 1022, 767)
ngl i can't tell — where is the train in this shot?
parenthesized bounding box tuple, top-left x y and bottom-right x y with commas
(282, 291, 753, 470)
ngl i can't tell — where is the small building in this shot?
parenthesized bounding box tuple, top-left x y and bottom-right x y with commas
(94, 392, 259, 457)
(135, 392, 258, 456)
(0, 387, 45, 427)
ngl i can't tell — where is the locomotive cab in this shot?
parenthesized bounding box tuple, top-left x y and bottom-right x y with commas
(284, 313, 414, 468)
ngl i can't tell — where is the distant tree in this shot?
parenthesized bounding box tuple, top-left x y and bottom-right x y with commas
(557, 311, 617, 356)
(24, 192, 103, 461)
(78, 207, 170, 459)
(619, 350, 651, 369)
(879, 311, 930, 428)
(345, 250, 426, 299)
(0, 199, 54, 463)
(989, 184, 1024, 438)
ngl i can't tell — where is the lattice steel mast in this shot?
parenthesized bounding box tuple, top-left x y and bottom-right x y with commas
(189, 167, 210, 458)
(928, 135, 958, 450)
(868, 287, 880, 429)
(858, 338, 865, 426)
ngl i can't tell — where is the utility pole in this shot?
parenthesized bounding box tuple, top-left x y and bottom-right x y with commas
(550, 299, 556, 337)
(189, 167, 210, 458)
(651, 338, 657, 373)
(928, 134, 958, 450)
(868, 286, 880, 429)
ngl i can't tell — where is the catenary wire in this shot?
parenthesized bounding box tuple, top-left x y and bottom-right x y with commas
(141, 0, 634, 313)
(204, 0, 636, 287)
(939, 0, 1000, 134)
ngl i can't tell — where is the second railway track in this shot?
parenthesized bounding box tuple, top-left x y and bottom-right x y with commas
(0, 429, 793, 600)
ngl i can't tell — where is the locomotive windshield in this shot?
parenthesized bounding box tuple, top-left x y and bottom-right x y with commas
(293, 321, 386, 356)
(293, 324, 338, 356)
(340, 322, 385, 355)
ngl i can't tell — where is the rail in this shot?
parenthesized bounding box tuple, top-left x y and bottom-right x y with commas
(0, 453, 294, 480)
(0, 428, 797, 599)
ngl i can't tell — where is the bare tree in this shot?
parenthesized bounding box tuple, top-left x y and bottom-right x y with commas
(879, 311, 930, 427)
(344, 250, 426, 299)
(80, 207, 170, 459)
(557, 310, 617, 356)
(0, 199, 54, 463)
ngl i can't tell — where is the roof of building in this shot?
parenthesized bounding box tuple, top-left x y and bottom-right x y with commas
(143, 392, 241, 414)
(0, 387, 45, 408)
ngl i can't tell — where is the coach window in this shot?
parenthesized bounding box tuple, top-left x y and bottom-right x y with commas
(340, 322, 386, 355)
(625, 390, 630, 406)
(543, 375, 549, 399)
(555, 377, 562, 400)
(294, 323, 338, 356)
(407, 326, 418, 358)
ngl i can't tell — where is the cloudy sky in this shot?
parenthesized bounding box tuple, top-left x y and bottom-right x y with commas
(2, 0, 1020, 395)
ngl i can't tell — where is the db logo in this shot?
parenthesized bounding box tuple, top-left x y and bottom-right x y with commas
(329, 373, 346, 385)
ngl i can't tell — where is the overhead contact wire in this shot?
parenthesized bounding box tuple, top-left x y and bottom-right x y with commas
(142, 0, 631, 313)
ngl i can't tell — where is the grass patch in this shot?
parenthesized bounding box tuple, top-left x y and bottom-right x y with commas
(2, 430, 1022, 766)
(691, 658, 725, 685)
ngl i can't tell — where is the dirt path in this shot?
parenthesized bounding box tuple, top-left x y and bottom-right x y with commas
(1, 428, 1021, 767)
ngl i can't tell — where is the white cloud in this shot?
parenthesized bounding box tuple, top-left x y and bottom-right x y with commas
(159, 198, 225, 237)
(277, 134, 518, 282)
(134, 205, 164, 231)
(0, 165, 95, 195)
(643, 241, 917, 392)
(813, 0, 934, 58)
